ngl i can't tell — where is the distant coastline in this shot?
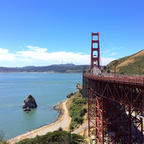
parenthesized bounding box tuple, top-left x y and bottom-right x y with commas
(0, 71, 56, 73)
(0, 64, 89, 73)
(0, 71, 80, 73)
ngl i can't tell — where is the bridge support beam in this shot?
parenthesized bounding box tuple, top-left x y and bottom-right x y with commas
(87, 78, 144, 144)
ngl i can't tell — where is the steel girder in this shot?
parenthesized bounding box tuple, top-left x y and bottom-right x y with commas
(88, 79, 144, 144)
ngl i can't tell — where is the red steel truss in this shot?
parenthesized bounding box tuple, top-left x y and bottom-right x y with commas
(90, 32, 100, 70)
(85, 32, 144, 143)
(85, 72, 144, 143)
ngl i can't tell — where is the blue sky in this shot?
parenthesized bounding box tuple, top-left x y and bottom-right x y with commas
(0, 0, 144, 67)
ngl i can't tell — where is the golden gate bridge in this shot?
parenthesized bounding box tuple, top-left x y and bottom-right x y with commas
(83, 33, 144, 143)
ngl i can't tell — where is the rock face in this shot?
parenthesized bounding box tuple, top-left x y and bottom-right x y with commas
(66, 92, 74, 98)
(22, 95, 37, 111)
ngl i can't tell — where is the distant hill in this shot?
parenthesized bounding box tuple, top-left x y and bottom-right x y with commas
(0, 64, 89, 73)
(107, 50, 144, 74)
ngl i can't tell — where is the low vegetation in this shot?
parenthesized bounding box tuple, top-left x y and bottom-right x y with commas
(107, 49, 144, 74)
(0, 133, 7, 144)
(0, 139, 7, 144)
(69, 92, 88, 131)
(16, 130, 86, 144)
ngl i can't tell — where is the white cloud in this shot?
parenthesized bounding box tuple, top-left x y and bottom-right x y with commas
(0, 45, 115, 66)
(101, 57, 115, 65)
(26, 45, 47, 52)
(18, 47, 90, 65)
(111, 52, 117, 56)
(0, 48, 15, 61)
(0, 48, 9, 53)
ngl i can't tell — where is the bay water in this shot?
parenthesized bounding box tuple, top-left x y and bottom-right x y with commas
(0, 73, 81, 140)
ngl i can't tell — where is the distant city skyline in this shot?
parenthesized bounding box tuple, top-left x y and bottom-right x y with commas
(0, 0, 144, 67)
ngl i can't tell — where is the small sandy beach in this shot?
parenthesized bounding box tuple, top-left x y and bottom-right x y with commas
(8, 99, 71, 144)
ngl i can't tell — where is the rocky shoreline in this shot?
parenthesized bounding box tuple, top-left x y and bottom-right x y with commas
(53, 101, 64, 122)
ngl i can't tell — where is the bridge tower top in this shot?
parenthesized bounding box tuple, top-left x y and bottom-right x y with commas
(90, 32, 100, 70)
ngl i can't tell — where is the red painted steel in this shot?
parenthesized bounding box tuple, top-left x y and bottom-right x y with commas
(86, 72, 144, 143)
(86, 32, 144, 143)
(90, 32, 100, 70)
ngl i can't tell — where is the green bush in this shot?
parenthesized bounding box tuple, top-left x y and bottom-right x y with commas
(0, 135, 7, 144)
(0, 140, 7, 144)
(16, 130, 86, 144)
(69, 93, 88, 131)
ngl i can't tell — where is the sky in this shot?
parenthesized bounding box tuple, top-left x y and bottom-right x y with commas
(0, 0, 144, 67)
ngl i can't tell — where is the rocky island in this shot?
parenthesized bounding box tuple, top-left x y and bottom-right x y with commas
(22, 94, 38, 111)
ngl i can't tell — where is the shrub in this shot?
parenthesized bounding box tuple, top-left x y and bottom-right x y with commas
(69, 93, 88, 131)
(16, 130, 86, 144)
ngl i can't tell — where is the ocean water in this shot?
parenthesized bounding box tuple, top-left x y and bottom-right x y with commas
(0, 73, 82, 140)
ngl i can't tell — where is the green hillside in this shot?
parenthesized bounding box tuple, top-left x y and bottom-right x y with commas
(107, 49, 144, 74)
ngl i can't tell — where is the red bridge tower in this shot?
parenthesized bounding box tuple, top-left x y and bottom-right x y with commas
(84, 33, 144, 143)
(90, 32, 100, 70)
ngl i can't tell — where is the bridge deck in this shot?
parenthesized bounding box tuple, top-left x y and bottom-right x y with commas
(84, 72, 144, 86)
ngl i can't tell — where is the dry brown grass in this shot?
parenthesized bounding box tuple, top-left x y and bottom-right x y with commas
(117, 50, 144, 71)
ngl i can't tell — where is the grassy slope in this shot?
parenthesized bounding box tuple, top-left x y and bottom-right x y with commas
(67, 91, 88, 131)
(107, 49, 144, 74)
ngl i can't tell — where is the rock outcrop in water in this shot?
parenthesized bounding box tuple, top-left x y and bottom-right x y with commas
(22, 94, 37, 111)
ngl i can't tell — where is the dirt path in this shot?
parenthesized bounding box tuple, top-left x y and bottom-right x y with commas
(73, 122, 88, 134)
(8, 99, 71, 144)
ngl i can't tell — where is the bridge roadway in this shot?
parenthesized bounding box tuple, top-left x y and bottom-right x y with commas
(83, 72, 144, 144)
(84, 72, 144, 86)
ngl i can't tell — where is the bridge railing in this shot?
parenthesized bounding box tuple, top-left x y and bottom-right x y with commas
(83, 69, 144, 85)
